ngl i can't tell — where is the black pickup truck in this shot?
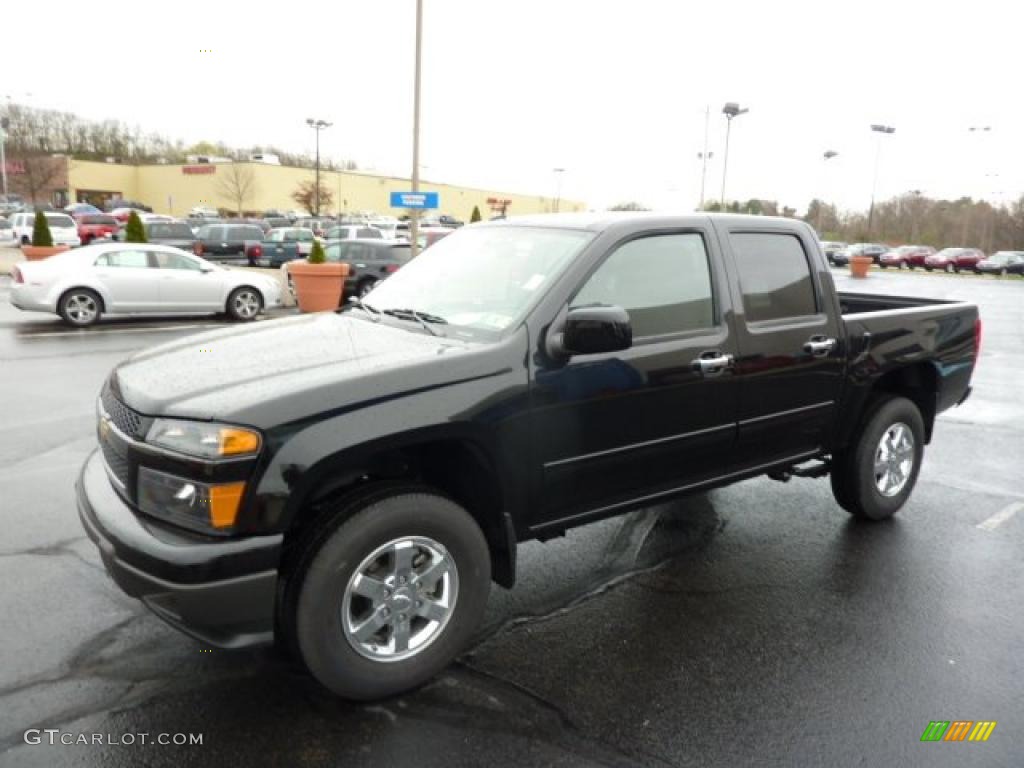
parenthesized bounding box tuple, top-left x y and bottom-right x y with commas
(77, 213, 979, 700)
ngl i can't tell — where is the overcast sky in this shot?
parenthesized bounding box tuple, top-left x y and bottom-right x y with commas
(2, 0, 1017, 213)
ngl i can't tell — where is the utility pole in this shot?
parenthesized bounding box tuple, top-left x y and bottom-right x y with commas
(698, 105, 712, 210)
(867, 124, 895, 239)
(409, 0, 424, 258)
(0, 116, 8, 201)
(817, 150, 838, 234)
(720, 102, 749, 209)
(306, 118, 332, 215)
(552, 167, 565, 213)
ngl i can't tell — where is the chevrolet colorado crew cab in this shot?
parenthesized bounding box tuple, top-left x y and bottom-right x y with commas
(77, 213, 979, 700)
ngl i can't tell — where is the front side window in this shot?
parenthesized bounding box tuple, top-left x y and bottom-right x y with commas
(152, 251, 201, 270)
(572, 233, 714, 338)
(358, 228, 382, 239)
(731, 233, 817, 323)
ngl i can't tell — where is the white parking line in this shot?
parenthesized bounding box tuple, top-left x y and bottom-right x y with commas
(977, 502, 1024, 532)
(21, 323, 222, 339)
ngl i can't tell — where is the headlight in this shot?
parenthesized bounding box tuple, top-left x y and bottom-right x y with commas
(146, 418, 261, 459)
(137, 467, 245, 532)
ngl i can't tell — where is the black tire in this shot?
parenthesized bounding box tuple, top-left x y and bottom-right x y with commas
(924, 266, 933, 272)
(226, 286, 263, 322)
(287, 489, 491, 700)
(830, 395, 925, 521)
(58, 288, 103, 327)
(21, 235, 29, 245)
(947, 264, 956, 273)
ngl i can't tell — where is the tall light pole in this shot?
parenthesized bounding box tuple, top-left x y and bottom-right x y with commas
(964, 126, 992, 246)
(552, 167, 565, 213)
(867, 124, 895, 239)
(305, 118, 332, 215)
(720, 102, 749, 209)
(817, 150, 838, 234)
(0, 116, 9, 201)
(697, 104, 713, 210)
(409, 0, 424, 258)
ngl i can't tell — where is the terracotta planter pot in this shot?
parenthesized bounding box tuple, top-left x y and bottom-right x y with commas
(21, 245, 70, 261)
(289, 261, 350, 312)
(849, 255, 874, 278)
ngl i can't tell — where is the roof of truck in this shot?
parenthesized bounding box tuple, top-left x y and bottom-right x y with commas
(484, 211, 806, 232)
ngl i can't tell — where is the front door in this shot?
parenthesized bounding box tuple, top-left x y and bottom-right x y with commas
(530, 229, 738, 531)
(716, 223, 845, 468)
(152, 250, 223, 310)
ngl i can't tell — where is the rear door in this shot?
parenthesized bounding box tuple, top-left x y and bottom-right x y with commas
(92, 249, 162, 311)
(717, 223, 844, 468)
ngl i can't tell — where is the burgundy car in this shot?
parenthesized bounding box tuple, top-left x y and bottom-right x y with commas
(924, 248, 985, 273)
(879, 245, 935, 269)
(75, 214, 120, 245)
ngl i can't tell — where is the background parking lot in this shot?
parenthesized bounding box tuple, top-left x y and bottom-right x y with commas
(0, 266, 1020, 767)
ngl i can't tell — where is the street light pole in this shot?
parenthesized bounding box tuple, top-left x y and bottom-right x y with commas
(0, 116, 8, 200)
(552, 167, 565, 213)
(720, 102, 749, 209)
(698, 104, 713, 210)
(409, 0, 424, 258)
(306, 118, 332, 216)
(867, 124, 895, 239)
(817, 150, 838, 234)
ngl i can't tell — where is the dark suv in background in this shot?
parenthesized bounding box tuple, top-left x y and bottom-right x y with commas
(325, 239, 412, 298)
(145, 221, 198, 250)
(194, 223, 266, 264)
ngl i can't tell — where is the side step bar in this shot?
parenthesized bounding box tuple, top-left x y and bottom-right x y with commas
(768, 458, 831, 483)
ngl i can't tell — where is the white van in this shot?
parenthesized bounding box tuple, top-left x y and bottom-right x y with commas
(10, 212, 81, 247)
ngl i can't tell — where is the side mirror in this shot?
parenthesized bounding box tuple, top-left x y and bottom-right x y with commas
(551, 305, 632, 357)
(199, 265, 215, 273)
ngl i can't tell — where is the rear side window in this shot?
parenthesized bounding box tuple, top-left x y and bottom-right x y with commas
(731, 233, 817, 323)
(572, 233, 714, 338)
(358, 228, 382, 239)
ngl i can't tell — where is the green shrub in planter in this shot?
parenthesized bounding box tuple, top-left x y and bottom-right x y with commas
(124, 211, 147, 243)
(31, 211, 54, 247)
(470, 205, 482, 223)
(309, 239, 326, 264)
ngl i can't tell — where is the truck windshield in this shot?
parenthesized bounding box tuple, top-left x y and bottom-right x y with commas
(362, 226, 594, 340)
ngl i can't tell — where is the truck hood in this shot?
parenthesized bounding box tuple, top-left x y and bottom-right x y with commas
(111, 312, 488, 427)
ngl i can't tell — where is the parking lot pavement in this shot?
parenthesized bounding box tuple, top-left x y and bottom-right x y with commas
(1, 269, 1022, 767)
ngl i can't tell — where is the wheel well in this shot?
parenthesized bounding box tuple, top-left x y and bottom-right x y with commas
(871, 364, 938, 442)
(59, 286, 106, 313)
(283, 439, 515, 587)
(227, 285, 264, 308)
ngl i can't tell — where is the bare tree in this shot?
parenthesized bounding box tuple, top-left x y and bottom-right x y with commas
(9, 154, 67, 205)
(291, 180, 333, 216)
(217, 163, 257, 217)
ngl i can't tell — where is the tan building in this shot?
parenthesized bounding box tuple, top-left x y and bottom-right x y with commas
(59, 159, 585, 220)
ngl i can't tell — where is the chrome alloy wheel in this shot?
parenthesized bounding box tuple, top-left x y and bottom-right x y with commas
(64, 293, 98, 324)
(341, 536, 459, 662)
(232, 289, 261, 319)
(874, 422, 915, 497)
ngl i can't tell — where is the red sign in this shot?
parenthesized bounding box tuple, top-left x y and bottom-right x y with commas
(3, 161, 25, 175)
(182, 165, 216, 175)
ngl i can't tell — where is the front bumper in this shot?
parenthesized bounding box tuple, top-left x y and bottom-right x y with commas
(76, 449, 282, 648)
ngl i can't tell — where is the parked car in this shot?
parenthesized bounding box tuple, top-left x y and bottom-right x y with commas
(105, 199, 152, 214)
(924, 248, 985, 273)
(186, 216, 223, 235)
(295, 217, 336, 238)
(819, 241, 848, 265)
(325, 224, 383, 241)
(65, 203, 103, 216)
(325, 239, 412, 298)
(842, 243, 888, 264)
(144, 220, 198, 251)
(110, 207, 148, 224)
(10, 211, 82, 247)
(76, 213, 979, 701)
(262, 217, 292, 230)
(9, 242, 280, 326)
(265, 227, 317, 256)
(976, 251, 1024, 277)
(193, 223, 267, 265)
(189, 205, 220, 219)
(75, 214, 120, 245)
(437, 214, 464, 228)
(0, 216, 13, 241)
(878, 245, 936, 270)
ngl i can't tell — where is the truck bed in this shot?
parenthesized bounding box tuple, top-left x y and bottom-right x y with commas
(837, 291, 960, 315)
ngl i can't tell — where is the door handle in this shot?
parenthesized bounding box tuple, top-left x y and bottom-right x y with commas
(804, 336, 837, 356)
(691, 351, 734, 378)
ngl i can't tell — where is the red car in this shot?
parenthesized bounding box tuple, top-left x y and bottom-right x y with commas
(924, 248, 985, 273)
(74, 213, 120, 245)
(879, 245, 935, 269)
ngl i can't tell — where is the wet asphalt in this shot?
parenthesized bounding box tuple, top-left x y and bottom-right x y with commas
(0, 267, 1021, 767)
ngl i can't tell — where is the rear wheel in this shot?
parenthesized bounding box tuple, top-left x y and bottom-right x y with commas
(946, 263, 955, 273)
(58, 288, 102, 327)
(286, 489, 491, 700)
(226, 286, 263, 322)
(830, 396, 924, 520)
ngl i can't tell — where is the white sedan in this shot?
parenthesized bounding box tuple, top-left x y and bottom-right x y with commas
(9, 242, 281, 327)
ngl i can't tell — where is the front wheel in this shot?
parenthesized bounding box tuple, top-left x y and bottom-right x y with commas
(287, 490, 491, 700)
(830, 396, 925, 521)
(226, 286, 263, 321)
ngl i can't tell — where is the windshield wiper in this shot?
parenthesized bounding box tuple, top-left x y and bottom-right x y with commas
(346, 297, 382, 321)
(381, 308, 448, 336)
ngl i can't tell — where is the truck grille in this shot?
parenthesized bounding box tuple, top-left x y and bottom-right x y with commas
(101, 385, 143, 438)
(100, 435, 130, 488)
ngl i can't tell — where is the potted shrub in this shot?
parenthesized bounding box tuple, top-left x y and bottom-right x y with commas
(849, 253, 874, 278)
(21, 211, 70, 261)
(124, 210, 147, 243)
(289, 240, 349, 312)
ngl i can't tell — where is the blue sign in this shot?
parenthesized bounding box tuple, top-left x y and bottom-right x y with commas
(390, 191, 439, 209)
